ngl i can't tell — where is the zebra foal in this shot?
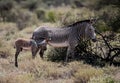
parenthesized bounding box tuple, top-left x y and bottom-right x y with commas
(14, 38, 38, 67)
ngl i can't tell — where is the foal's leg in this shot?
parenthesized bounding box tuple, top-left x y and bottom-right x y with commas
(31, 47, 39, 59)
(39, 49, 44, 59)
(15, 48, 21, 67)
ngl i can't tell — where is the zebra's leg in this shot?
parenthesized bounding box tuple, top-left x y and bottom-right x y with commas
(15, 48, 21, 67)
(31, 47, 39, 59)
(39, 46, 47, 59)
(39, 49, 44, 59)
(66, 46, 75, 62)
(20, 48, 23, 51)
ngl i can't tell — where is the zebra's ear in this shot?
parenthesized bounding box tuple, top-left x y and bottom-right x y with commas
(90, 18, 97, 24)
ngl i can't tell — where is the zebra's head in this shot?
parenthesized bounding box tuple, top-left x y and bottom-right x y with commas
(85, 19, 97, 42)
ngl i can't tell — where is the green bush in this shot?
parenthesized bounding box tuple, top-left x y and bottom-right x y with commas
(95, 20, 110, 32)
(6, 8, 38, 30)
(96, 0, 120, 10)
(45, 47, 67, 62)
(96, 2, 120, 32)
(21, 0, 38, 11)
(109, 14, 120, 32)
(45, 11, 56, 22)
(0, 0, 14, 10)
(0, 0, 14, 21)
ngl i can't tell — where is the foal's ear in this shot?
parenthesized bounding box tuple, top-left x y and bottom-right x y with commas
(90, 18, 97, 24)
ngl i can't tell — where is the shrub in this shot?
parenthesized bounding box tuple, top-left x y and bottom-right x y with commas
(96, 0, 120, 10)
(45, 11, 56, 22)
(109, 14, 120, 32)
(95, 20, 110, 32)
(59, 11, 75, 26)
(11, 8, 38, 30)
(45, 47, 67, 62)
(72, 0, 84, 8)
(35, 8, 46, 21)
(21, 0, 38, 11)
(0, 0, 14, 21)
(0, 6, 38, 29)
(0, 0, 14, 11)
(97, 5, 120, 32)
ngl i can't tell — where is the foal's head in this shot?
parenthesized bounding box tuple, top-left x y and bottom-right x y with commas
(30, 39, 38, 59)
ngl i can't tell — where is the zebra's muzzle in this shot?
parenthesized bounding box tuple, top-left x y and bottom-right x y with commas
(92, 38, 97, 42)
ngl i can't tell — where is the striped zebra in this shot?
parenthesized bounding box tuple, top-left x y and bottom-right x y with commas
(31, 19, 97, 62)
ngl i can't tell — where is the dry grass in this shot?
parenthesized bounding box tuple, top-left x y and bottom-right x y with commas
(0, 55, 119, 83)
(73, 67, 103, 83)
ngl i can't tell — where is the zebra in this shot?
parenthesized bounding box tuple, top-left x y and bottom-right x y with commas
(31, 19, 97, 62)
(14, 38, 38, 67)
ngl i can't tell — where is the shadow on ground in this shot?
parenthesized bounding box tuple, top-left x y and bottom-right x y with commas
(46, 47, 120, 67)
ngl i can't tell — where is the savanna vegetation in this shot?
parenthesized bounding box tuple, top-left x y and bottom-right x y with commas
(0, 0, 120, 83)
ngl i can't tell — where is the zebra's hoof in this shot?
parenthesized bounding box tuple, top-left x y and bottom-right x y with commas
(63, 62, 68, 66)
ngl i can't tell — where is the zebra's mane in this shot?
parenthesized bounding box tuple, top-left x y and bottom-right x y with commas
(67, 19, 91, 27)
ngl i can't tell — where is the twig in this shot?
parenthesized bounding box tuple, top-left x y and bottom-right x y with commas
(95, 29, 120, 65)
(95, 30, 112, 49)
